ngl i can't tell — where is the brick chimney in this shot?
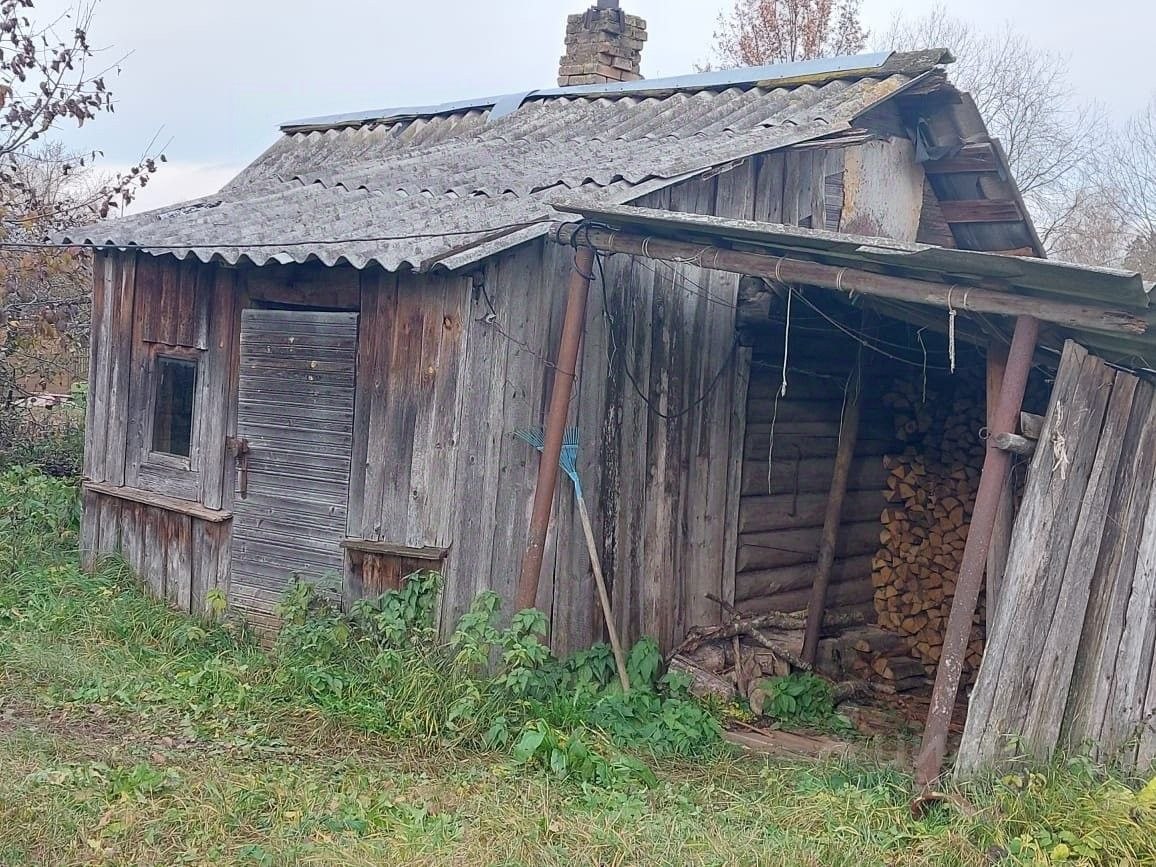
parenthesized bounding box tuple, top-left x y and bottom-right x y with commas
(558, 1, 647, 87)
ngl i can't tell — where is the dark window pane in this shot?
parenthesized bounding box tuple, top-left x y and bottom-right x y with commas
(152, 357, 197, 458)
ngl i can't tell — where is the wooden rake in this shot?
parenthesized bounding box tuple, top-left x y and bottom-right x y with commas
(515, 426, 630, 691)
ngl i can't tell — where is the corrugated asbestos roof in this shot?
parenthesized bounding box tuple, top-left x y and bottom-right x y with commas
(557, 201, 1156, 369)
(60, 50, 951, 272)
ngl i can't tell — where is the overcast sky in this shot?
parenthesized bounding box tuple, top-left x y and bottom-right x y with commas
(37, 0, 1154, 213)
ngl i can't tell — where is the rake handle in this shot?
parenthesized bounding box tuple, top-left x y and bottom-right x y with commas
(574, 492, 631, 693)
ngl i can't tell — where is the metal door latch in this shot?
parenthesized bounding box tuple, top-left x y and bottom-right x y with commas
(226, 436, 251, 498)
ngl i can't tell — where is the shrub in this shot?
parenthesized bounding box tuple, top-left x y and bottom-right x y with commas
(266, 577, 725, 785)
(0, 388, 86, 479)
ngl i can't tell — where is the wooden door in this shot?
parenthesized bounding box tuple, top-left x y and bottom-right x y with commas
(229, 309, 358, 628)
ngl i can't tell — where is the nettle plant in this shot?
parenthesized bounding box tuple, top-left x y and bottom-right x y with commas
(267, 574, 724, 787)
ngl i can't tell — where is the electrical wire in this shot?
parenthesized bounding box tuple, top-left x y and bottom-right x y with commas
(590, 242, 738, 422)
(790, 290, 956, 372)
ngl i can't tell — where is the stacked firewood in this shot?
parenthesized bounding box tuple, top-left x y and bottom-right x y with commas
(667, 601, 871, 712)
(871, 373, 988, 682)
(845, 628, 930, 693)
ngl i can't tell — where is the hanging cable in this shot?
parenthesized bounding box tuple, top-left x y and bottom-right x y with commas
(766, 284, 795, 498)
(588, 240, 738, 422)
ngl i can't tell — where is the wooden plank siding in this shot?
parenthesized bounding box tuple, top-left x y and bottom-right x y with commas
(957, 342, 1156, 774)
(81, 135, 930, 653)
(347, 269, 473, 629)
(82, 252, 238, 616)
(438, 159, 765, 653)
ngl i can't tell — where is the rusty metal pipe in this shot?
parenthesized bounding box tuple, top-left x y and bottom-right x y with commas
(515, 245, 596, 611)
(913, 314, 1040, 794)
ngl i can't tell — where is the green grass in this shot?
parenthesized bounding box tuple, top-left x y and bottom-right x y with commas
(1, 467, 1155, 866)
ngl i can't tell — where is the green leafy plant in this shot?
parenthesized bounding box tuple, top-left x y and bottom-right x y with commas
(760, 672, 846, 728)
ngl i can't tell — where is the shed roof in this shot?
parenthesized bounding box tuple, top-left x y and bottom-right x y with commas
(557, 201, 1156, 370)
(61, 50, 961, 272)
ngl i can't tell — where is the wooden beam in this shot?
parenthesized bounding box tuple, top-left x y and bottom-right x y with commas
(938, 199, 1023, 224)
(1021, 412, 1045, 440)
(83, 481, 232, 523)
(923, 144, 999, 175)
(987, 344, 1014, 621)
(341, 539, 448, 561)
(550, 224, 1148, 335)
(989, 247, 1038, 258)
(992, 432, 1037, 457)
(801, 351, 864, 665)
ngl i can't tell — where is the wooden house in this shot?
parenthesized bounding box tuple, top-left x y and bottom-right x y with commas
(69, 3, 1156, 779)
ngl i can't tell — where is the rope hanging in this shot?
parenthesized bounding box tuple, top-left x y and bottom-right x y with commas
(945, 286, 973, 374)
(767, 281, 795, 497)
(780, 284, 793, 398)
(947, 286, 958, 373)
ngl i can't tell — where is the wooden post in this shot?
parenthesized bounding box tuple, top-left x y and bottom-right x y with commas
(986, 343, 1014, 618)
(801, 354, 863, 665)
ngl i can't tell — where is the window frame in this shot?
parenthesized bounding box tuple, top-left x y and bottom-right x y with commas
(145, 347, 202, 471)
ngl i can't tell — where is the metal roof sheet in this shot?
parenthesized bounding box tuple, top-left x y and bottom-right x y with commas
(61, 52, 946, 272)
(557, 201, 1156, 369)
(278, 52, 898, 132)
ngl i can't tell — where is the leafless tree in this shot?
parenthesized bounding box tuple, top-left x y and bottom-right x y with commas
(712, 0, 867, 68)
(1044, 187, 1131, 267)
(881, 5, 1103, 250)
(1103, 98, 1156, 262)
(1045, 97, 1156, 273)
(0, 0, 161, 468)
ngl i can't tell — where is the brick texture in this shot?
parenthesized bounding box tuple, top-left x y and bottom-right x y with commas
(558, 6, 647, 87)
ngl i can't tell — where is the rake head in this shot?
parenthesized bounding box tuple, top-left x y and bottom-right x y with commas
(515, 425, 581, 485)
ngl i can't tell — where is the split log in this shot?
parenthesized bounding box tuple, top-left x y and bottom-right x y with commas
(668, 655, 736, 702)
(871, 369, 990, 683)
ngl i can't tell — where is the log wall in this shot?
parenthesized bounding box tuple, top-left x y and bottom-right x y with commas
(958, 341, 1156, 774)
(734, 314, 892, 620)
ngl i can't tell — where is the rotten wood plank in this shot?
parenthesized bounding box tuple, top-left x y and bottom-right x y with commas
(84, 481, 232, 523)
(958, 342, 1116, 773)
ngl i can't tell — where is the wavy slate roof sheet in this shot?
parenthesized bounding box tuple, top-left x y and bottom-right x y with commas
(62, 51, 950, 272)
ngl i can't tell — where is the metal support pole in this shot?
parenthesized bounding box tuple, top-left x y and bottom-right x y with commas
(914, 314, 1040, 794)
(986, 342, 1014, 619)
(515, 245, 596, 612)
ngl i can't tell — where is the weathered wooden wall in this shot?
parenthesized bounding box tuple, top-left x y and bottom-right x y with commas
(438, 137, 923, 653)
(81, 251, 238, 610)
(81, 488, 230, 616)
(958, 341, 1156, 774)
(346, 270, 469, 550)
(81, 132, 933, 653)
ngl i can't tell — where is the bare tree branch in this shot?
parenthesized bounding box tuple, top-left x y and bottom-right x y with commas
(711, 0, 868, 68)
(880, 5, 1104, 250)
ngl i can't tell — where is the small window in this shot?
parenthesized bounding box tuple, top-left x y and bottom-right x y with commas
(152, 357, 197, 458)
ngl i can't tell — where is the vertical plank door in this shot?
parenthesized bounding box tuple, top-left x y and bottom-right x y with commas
(229, 309, 358, 629)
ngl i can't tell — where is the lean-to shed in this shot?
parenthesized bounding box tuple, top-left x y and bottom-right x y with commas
(68, 4, 1156, 779)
